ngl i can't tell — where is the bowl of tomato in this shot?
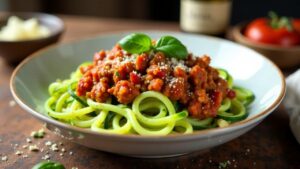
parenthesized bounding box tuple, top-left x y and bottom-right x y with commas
(232, 12, 300, 68)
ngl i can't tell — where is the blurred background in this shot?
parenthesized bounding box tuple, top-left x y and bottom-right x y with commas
(1, 0, 299, 24)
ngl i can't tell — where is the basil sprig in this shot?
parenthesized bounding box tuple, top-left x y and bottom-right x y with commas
(119, 33, 188, 59)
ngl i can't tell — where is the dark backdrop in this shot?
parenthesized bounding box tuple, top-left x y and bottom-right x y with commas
(7, 0, 300, 24)
(149, 0, 300, 24)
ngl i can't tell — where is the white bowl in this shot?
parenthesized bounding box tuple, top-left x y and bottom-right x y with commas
(10, 31, 285, 157)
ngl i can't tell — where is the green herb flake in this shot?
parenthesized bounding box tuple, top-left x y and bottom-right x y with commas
(218, 161, 231, 169)
(172, 101, 179, 111)
(115, 71, 120, 77)
(31, 129, 45, 139)
(32, 161, 65, 169)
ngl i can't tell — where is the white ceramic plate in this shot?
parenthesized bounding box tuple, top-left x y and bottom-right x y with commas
(10, 31, 285, 157)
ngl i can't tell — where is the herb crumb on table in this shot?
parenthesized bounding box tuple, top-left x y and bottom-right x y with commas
(9, 100, 16, 107)
(29, 145, 40, 152)
(1, 156, 8, 161)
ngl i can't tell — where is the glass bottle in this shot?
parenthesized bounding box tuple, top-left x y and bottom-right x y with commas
(180, 0, 232, 35)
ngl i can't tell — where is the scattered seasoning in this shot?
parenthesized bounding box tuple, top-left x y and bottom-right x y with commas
(13, 143, 19, 148)
(45, 141, 52, 146)
(218, 162, 227, 169)
(26, 138, 32, 143)
(15, 151, 23, 155)
(31, 129, 45, 138)
(218, 161, 231, 169)
(50, 144, 59, 152)
(3, 127, 76, 166)
(1, 156, 8, 161)
(29, 145, 40, 152)
(9, 100, 16, 107)
(41, 154, 50, 160)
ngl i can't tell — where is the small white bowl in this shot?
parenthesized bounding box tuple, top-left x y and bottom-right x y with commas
(10, 31, 285, 157)
(0, 12, 64, 64)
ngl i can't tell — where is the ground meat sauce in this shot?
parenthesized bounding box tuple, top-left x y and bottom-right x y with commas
(77, 44, 234, 119)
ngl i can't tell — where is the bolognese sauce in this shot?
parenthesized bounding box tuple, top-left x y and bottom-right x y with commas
(77, 44, 235, 119)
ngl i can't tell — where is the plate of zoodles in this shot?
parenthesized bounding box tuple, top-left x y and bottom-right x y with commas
(11, 31, 285, 157)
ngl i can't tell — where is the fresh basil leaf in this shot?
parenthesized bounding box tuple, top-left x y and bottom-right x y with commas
(119, 33, 152, 54)
(156, 35, 183, 47)
(32, 161, 65, 169)
(155, 36, 188, 59)
(156, 44, 188, 60)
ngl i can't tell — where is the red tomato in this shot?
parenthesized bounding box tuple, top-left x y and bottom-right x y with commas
(129, 72, 141, 84)
(245, 18, 300, 46)
(293, 19, 300, 33)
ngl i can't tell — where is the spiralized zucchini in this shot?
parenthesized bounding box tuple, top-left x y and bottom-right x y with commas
(45, 64, 254, 136)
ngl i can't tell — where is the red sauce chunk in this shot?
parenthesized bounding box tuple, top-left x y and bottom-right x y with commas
(76, 44, 232, 119)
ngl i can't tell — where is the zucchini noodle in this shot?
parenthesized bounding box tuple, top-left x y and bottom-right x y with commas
(45, 64, 254, 136)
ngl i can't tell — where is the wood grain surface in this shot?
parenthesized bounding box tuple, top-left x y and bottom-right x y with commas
(0, 15, 299, 169)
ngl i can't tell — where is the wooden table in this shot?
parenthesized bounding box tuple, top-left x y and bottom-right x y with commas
(0, 15, 299, 169)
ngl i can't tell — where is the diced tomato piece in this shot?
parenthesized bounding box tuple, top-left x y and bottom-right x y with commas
(112, 44, 122, 52)
(79, 64, 93, 74)
(93, 50, 106, 64)
(77, 72, 93, 96)
(130, 72, 141, 84)
(148, 78, 164, 91)
(210, 90, 223, 116)
(226, 89, 236, 99)
(136, 54, 148, 71)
